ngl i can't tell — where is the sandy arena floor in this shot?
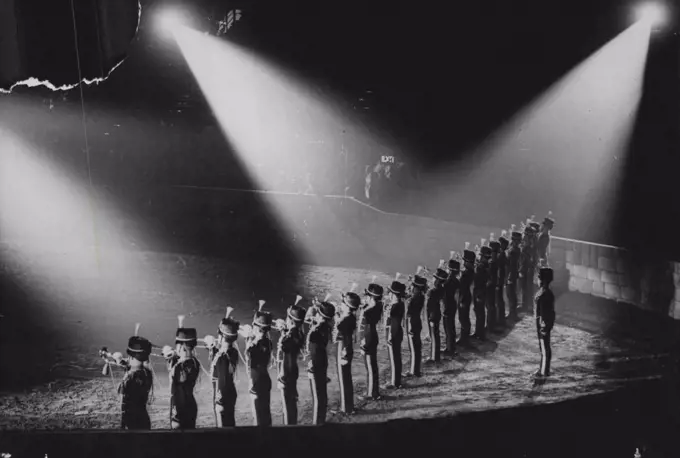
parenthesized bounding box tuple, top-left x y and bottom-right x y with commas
(0, 253, 670, 430)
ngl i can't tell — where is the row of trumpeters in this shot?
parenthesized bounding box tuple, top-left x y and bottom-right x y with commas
(97, 210, 555, 429)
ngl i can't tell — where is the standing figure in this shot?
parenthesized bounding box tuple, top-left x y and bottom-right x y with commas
(243, 300, 274, 426)
(384, 274, 406, 389)
(443, 255, 461, 356)
(306, 299, 335, 425)
(529, 220, 542, 287)
(506, 228, 523, 321)
(425, 268, 448, 363)
(335, 284, 361, 414)
(405, 269, 427, 377)
(536, 212, 555, 266)
(164, 315, 201, 430)
(472, 245, 492, 340)
(496, 231, 510, 327)
(519, 223, 536, 311)
(487, 237, 500, 332)
(276, 296, 306, 426)
(108, 324, 154, 430)
(359, 282, 384, 401)
(534, 267, 556, 378)
(210, 307, 240, 428)
(457, 247, 476, 345)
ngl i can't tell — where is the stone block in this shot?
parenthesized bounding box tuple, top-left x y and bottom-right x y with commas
(592, 280, 605, 295)
(589, 247, 599, 269)
(616, 258, 627, 274)
(618, 274, 630, 288)
(621, 286, 639, 303)
(565, 250, 574, 264)
(604, 283, 621, 300)
(578, 279, 593, 295)
(597, 257, 616, 272)
(578, 244, 589, 266)
(587, 268, 601, 282)
(573, 265, 589, 279)
(551, 248, 566, 263)
(568, 276, 579, 292)
(601, 270, 619, 284)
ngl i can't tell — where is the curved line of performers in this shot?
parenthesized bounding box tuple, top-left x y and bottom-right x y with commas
(99, 214, 556, 430)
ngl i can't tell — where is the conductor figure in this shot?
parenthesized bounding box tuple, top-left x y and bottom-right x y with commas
(534, 267, 556, 378)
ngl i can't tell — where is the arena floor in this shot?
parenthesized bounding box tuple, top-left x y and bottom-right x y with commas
(0, 253, 672, 430)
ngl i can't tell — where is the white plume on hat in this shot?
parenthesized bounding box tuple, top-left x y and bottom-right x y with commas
(395, 272, 401, 281)
(501, 229, 507, 238)
(490, 232, 495, 241)
(416, 265, 423, 275)
(371, 275, 377, 284)
(295, 295, 303, 305)
(324, 292, 333, 302)
(349, 282, 358, 293)
(258, 300, 266, 312)
(510, 224, 516, 233)
(439, 259, 445, 268)
(178, 315, 185, 328)
(450, 250, 456, 260)
(225, 306, 234, 318)
(134, 322, 141, 337)
(465, 242, 470, 250)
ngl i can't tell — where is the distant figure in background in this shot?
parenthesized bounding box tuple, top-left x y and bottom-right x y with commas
(365, 162, 384, 205)
(164, 316, 201, 430)
(506, 229, 523, 322)
(359, 283, 384, 401)
(118, 334, 154, 430)
(244, 304, 274, 426)
(335, 288, 361, 414)
(306, 300, 335, 425)
(210, 309, 240, 428)
(534, 267, 556, 378)
(536, 212, 555, 266)
(405, 272, 427, 378)
(425, 268, 448, 363)
(457, 248, 476, 345)
(496, 231, 510, 328)
(384, 277, 407, 389)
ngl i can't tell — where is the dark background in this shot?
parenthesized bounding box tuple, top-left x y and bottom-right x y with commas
(1, 0, 679, 258)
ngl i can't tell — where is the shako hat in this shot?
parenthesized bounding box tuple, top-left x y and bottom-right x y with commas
(539, 267, 554, 283)
(253, 300, 273, 330)
(342, 283, 362, 310)
(317, 301, 336, 320)
(511, 231, 523, 241)
(127, 330, 152, 361)
(542, 211, 555, 229)
(498, 230, 510, 249)
(489, 240, 501, 252)
(529, 222, 541, 233)
(410, 266, 428, 288)
(463, 249, 476, 264)
(365, 279, 384, 298)
(480, 246, 492, 258)
(433, 268, 449, 281)
(388, 273, 407, 296)
(447, 259, 461, 271)
(219, 307, 240, 337)
(175, 315, 198, 346)
(287, 295, 307, 322)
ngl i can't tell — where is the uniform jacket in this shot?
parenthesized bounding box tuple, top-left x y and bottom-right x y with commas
(118, 366, 153, 413)
(473, 262, 489, 293)
(487, 258, 498, 289)
(506, 246, 521, 283)
(359, 302, 382, 353)
(536, 233, 551, 263)
(425, 287, 444, 322)
(386, 300, 405, 344)
(534, 287, 556, 326)
(443, 276, 460, 316)
(497, 251, 508, 288)
(459, 269, 474, 305)
(334, 312, 357, 364)
(166, 355, 201, 406)
(246, 336, 273, 394)
(211, 347, 239, 404)
(307, 321, 331, 374)
(406, 293, 425, 335)
(519, 245, 532, 276)
(278, 326, 305, 384)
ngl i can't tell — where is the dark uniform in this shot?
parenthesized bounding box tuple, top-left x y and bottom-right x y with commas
(473, 247, 492, 339)
(426, 269, 448, 362)
(277, 305, 306, 425)
(246, 310, 274, 426)
(506, 231, 523, 321)
(496, 233, 510, 326)
(519, 226, 535, 310)
(487, 242, 500, 331)
(335, 291, 360, 414)
(443, 260, 461, 354)
(307, 301, 335, 425)
(166, 327, 201, 430)
(405, 276, 427, 377)
(529, 221, 542, 287)
(210, 317, 240, 428)
(118, 336, 153, 430)
(536, 213, 555, 266)
(359, 283, 384, 400)
(534, 267, 556, 377)
(385, 280, 406, 388)
(458, 250, 476, 343)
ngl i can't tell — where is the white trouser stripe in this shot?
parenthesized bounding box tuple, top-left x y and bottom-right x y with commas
(311, 377, 319, 424)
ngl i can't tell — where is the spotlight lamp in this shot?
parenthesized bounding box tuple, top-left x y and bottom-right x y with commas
(635, 2, 668, 28)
